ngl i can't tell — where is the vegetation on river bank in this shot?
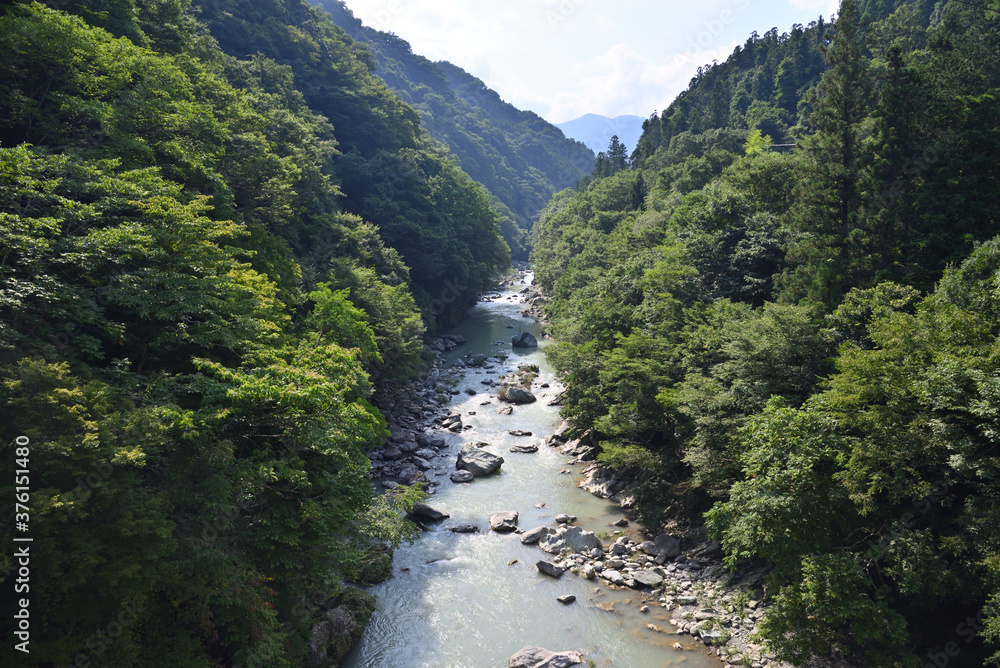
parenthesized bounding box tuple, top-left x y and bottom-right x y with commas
(533, 0, 1000, 664)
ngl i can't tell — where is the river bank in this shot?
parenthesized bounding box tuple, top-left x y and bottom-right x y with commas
(517, 280, 856, 668)
(342, 270, 728, 667)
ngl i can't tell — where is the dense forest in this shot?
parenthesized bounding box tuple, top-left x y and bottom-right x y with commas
(317, 0, 596, 260)
(533, 0, 1000, 664)
(0, 0, 523, 664)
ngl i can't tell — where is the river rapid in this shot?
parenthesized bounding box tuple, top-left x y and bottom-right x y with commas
(343, 272, 724, 668)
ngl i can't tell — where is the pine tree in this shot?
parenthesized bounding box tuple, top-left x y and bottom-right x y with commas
(782, 0, 873, 309)
(607, 134, 629, 173)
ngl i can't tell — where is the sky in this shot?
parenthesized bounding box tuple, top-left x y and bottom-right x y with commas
(341, 0, 841, 124)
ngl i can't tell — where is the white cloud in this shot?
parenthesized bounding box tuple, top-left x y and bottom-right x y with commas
(340, 1, 848, 123)
(789, 0, 841, 16)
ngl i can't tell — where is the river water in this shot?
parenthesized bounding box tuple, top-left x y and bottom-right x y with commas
(343, 273, 723, 668)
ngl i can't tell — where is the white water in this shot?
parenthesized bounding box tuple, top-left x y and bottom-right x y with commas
(343, 274, 723, 668)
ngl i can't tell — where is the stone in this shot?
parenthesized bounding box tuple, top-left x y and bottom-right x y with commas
(489, 511, 519, 533)
(640, 534, 681, 560)
(397, 465, 420, 484)
(556, 595, 576, 605)
(535, 560, 567, 578)
(508, 429, 533, 436)
(307, 588, 377, 668)
(699, 630, 725, 646)
(511, 332, 538, 348)
(382, 447, 403, 461)
(456, 446, 504, 476)
(630, 571, 665, 589)
(449, 524, 480, 534)
(520, 526, 553, 545)
(414, 448, 437, 460)
(410, 503, 449, 523)
(612, 518, 629, 527)
(450, 470, 475, 483)
(554, 514, 575, 524)
(601, 569, 624, 585)
(510, 443, 539, 453)
(503, 387, 537, 404)
(538, 526, 602, 555)
(497, 405, 514, 416)
(508, 646, 583, 668)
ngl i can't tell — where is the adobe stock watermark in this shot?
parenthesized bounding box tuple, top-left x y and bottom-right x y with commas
(58, 600, 145, 668)
(682, 0, 753, 64)
(546, 0, 588, 31)
(919, 598, 1000, 668)
(876, 132, 957, 211)
(365, 0, 405, 32)
(863, 477, 953, 564)
(426, 276, 471, 318)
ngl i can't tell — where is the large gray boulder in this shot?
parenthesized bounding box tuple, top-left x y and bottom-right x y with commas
(519, 526, 553, 545)
(456, 446, 504, 476)
(409, 503, 449, 523)
(629, 570, 664, 589)
(490, 511, 519, 533)
(503, 387, 537, 404)
(538, 526, 602, 555)
(511, 332, 538, 348)
(640, 534, 682, 560)
(509, 646, 583, 668)
(535, 560, 567, 578)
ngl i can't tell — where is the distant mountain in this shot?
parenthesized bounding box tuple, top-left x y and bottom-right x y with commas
(317, 0, 595, 258)
(556, 114, 646, 156)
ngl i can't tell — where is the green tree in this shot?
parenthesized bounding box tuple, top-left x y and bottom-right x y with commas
(781, 0, 874, 309)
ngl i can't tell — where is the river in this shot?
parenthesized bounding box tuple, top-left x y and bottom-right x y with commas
(343, 272, 724, 668)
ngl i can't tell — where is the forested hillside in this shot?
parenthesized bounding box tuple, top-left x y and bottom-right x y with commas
(533, 0, 1000, 664)
(0, 0, 509, 664)
(317, 0, 596, 259)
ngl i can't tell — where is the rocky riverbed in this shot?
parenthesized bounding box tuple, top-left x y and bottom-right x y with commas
(347, 270, 750, 667)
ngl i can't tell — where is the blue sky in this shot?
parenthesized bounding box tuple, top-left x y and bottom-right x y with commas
(341, 0, 841, 124)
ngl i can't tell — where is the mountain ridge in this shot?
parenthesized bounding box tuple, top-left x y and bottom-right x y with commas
(317, 0, 595, 257)
(556, 113, 645, 156)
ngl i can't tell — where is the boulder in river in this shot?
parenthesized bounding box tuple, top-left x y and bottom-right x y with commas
(456, 446, 504, 476)
(409, 503, 449, 523)
(450, 470, 475, 483)
(509, 443, 539, 453)
(538, 526, 602, 555)
(449, 524, 480, 534)
(490, 511, 519, 533)
(535, 560, 566, 578)
(503, 387, 536, 404)
(519, 526, 553, 545)
(508, 646, 583, 668)
(511, 332, 538, 348)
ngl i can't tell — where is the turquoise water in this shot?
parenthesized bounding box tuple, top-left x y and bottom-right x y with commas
(342, 274, 723, 668)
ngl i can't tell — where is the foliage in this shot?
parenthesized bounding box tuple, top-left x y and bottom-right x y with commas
(532, 0, 1000, 664)
(0, 0, 514, 664)
(318, 0, 596, 260)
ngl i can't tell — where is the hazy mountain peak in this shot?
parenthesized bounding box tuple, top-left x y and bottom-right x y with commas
(556, 114, 645, 155)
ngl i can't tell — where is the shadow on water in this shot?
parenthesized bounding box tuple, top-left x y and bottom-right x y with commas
(342, 274, 724, 668)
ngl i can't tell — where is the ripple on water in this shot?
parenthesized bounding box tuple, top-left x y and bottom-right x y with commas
(342, 274, 723, 668)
